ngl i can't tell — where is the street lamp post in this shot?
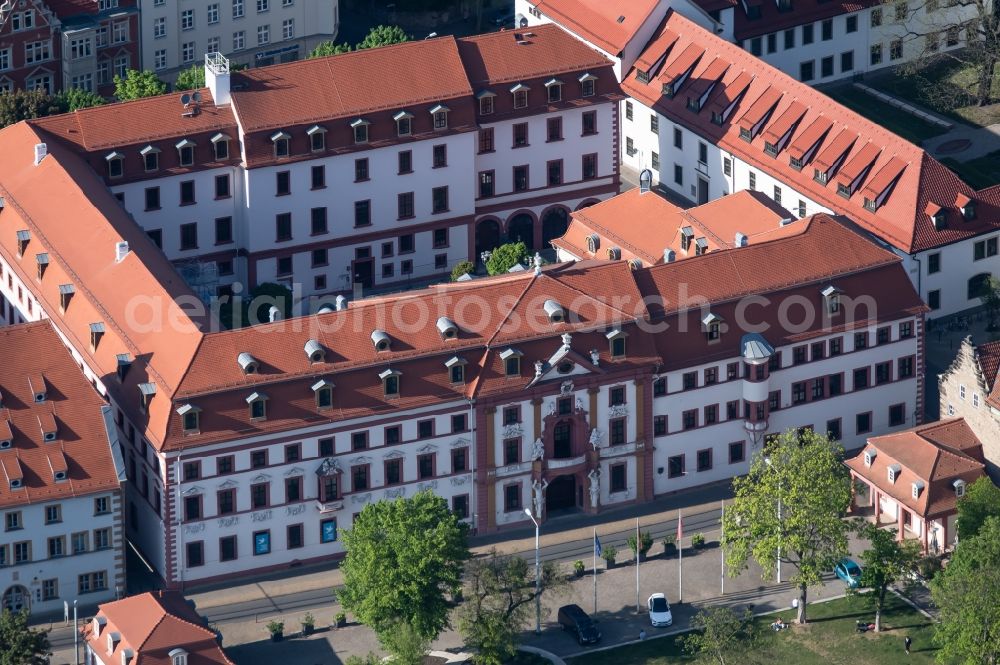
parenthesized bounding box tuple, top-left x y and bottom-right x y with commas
(524, 507, 541, 635)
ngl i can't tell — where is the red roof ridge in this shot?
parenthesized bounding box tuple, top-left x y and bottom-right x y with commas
(485, 272, 538, 347)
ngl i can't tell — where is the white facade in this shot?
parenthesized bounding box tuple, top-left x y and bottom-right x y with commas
(138, 0, 339, 81)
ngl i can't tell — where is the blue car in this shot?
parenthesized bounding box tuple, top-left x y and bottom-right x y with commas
(834, 558, 863, 588)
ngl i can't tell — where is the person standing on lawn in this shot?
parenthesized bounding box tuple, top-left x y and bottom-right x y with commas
(904, 636, 912, 654)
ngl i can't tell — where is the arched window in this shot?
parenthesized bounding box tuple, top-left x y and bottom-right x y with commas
(968, 272, 992, 300)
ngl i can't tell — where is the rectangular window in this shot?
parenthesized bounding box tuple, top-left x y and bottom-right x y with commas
(220, 535, 237, 561)
(504, 484, 521, 512)
(479, 128, 494, 153)
(418, 453, 435, 479)
(682, 409, 697, 430)
(451, 446, 468, 472)
(397, 192, 414, 219)
(275, 213, 292, 241)
(432, 186, 449, 213)
(547, 116, 563, 141)
(697, 449, 713, 472)
(352, 465, 369, 491)
(433, 145, 447, 168)
(217, 488, 235, 515)
(609, 417, 626, 445)
(889, 403, 906, 427)
(513, 123, 528, 147)
(582, 110, 597, 135)
(251, 483, 269, 509)
(547, 159, 563, 186)
(398, 150, 413, 174)
(320, 519, 337, 543)
(355, 200, 371, 227)
(654, 415, 667, 437)
(856, 412, 872, 434)
(285, 476, 302, 502)
(610, 464, 627, 493)
(180, 223, 198, 250)
(854, 367, 870, 390)
(667, 454, 685, 478)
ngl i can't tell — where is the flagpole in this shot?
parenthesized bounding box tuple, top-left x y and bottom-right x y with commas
(678, 508, 683, 604)
(635, 518, 640, 613)
(593, 528, 598, 615)
(721, 500, 725, 596)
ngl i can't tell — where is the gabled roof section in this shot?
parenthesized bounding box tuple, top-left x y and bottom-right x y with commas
(635, 29, 678, 72)
(762, 100, 806, 148)
(623, 10, 997, 253)
(526, 0, 662, 55)
(836, 141, 881, 188)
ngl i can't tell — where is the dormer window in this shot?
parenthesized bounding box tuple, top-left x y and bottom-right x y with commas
(138, 382, 156, 412)
(864, 197, 877, 212)
(821, 285, 841, 314)
(445, 356, 466, 384)
(176, 404, 201, 434)
(89, 322, 105, 351)
(887, 463, 900, 483)
(545, 79, 563, 103)
(93, 616, 107, 638)
(122, 648, 134, 665)
(478, 91, 495, 115)
(58, 284, 74, 312)
(105, 151, 124, 178)
(500, 348, 522, 377)
(351, 119, 369, 144)
(38, 413, 57, 441)
(28, 374, 46, 402)
(436, 316, 459, 340)
(168, 648, 189, 665)
(237, 352, 260, 374)
(579, 72, 597, 97)
(312, 379, 334, 409)
(607, 247, 621, 260)
(246, 392, 268, 420)
(107, 632, 120, 656)
(680, 226, 693, 252)
(511, 84, 529, 109)
(430, 105, 449, 130)
(0, 420, 11, 449)
(607, 329, 627, 358)
(379, 369, 401, 397)
(304, 339, 326, 363)
(175, 140, 195, 167)
(116, 353, 132, 381)
(926, 202, 947, 230)
(864, 449, 876, 466)
(813, 169, 828, 185)
(300, 127, 323, 154)
(394, 111, 413, 137)
(911, 480, 924, 499)
(586, 234, 599, 253)
(695, 237, 708, 256)
(16, 229, 30, 257)
(211, 133, 231, 160)
(956, 193, 976, 220)
(371, 329, 391, 352)
(35, 253, 48, 280)
(702, 313, 723, 341)
(140, 145, 160, 171)
(271, 131, 291, 158)
(543, 299, 565, 323)
(954, 479, 966, 497)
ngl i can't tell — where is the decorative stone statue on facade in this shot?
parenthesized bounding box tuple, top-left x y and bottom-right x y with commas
(589, 427, 603, 450)
(532, 478, 549, 518)
(530, 438, 545, 461)
(587, 469, 601, 508)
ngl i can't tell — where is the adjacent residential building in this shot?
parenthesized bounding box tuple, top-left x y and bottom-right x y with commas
(31, 26, 620, 301)
(83, 590, 233, 665)
(0, 321, 125, 615)
(137, 0, 339, 82)
(938, 336, 1000, 481)
(0, 0, 140, 96)
(524, 4, 1000, 319)
(846, 418, 986, 552)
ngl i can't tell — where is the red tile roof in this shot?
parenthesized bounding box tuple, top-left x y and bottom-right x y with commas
(0, 321, 121, 509)
(694, 0, 879, 40)
(84, 591, 234, 665)
(846, 419, 986, 518)
(623, 10, 996, 253)
(977, 340, 1000, 391)
(525, 0, 663, 55)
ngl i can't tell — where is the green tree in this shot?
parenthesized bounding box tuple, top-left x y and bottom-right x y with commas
(113, 69, 167, 101)
(174, 64, 206, 91)
(457, 550, 564, 665)
(0, 89, 62, 128)
(722, 429, 852, 624)
(54, 88, 105, 112)
(0, 609, 50, 665)
(627, 531, 653, 559)
(678, 606, 757, 665)
(450, 260, 475, 281)
(309, 40, 353, 58)
(344, 654, 382, 665)
(486, 242, 529, 276)
(248, 282, 294, 324)
(931, 515, 1000, 665)
(378, 620, 430, 665)
(357, 25, 409, 50)
(979, 275, 1000, 330)
(853, 521, 921, 632)
(957, 477, 1000, 539)
(338, 491, 469, 648)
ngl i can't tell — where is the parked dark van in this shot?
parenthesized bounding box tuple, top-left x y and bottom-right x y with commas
(557, 604, 602, 645)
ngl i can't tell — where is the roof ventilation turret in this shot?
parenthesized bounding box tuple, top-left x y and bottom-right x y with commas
(371, 330, 391, 352)
(663, 249, 676, 263)
(543, 299, 565, 323)
(304, 339, 325, 363)
(237, 352, 259, 374)
(317, 304, 334, 314)
(436, 316, 459, 340)
(734, 232, 748, 247)
(115, 241, 129, 263)
(335, 295, 348, 311)
(268, 305, 281, 323)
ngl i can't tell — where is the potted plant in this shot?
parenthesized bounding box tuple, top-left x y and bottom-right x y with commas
(266, 621, 284, 643)
(301, 612, 315, 636)
(334, 612, 347, 628)
(627, 531, 654, 561)
(601, 545, 618, 569)
(573, 560, 586, 577)
(662, 534, 677, 558)
(691, 533, 706, 549)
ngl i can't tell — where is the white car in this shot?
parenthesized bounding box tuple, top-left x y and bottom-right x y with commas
(647, 593, 673, 627)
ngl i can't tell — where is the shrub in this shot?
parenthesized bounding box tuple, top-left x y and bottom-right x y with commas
(573, 560, 586, 576)
(918, 555, 942, 580)
(600, 545, 618, 563)
(266, 620, 284, 635)
(302, 612, 315, 627)
(451, 260, 475, 281)
(691, 533, 706, 548)
(627, 531, 654, 558)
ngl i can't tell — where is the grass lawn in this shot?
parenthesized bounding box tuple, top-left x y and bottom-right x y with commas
(567, 593, 946, 665)
(877, 59, 1000, 128)
(941, 150, 1000, 189)
(823, 86, 948, 143)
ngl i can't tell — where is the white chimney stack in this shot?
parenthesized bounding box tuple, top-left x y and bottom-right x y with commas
(33, 143, 47, 166)
(268, 305, 281, 322)
(335, 294, 348, 311)
(205, 52, 231, 106)
(734, 232, 748, 247)
(114, 241, 130, 263)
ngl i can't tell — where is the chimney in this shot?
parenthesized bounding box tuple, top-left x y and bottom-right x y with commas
(115, 241, 130, 263)
(335, 294, 348, 311)
(268, 305, 281, 322)
(205, 52, 231, 106)
(734, 232, 748, 247)
(33, 143, 47, 166)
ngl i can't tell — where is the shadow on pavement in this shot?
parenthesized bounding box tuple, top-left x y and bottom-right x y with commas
(226, 633, 344, 665)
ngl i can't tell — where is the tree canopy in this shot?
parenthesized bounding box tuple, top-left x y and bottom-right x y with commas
(338, 491, 469, 647)
(853, 521, 921, 632)
(957, 477, 1000, 539)
(678, 606, 757, 665)
(357, 25, 410, 50)
(931, 515, 1000, 665)
(457, 549, 564, 665)
(722, 429, 852, 623)
(308, 41, 353, 58)
(114, 69, 167, 101)
(486, 242, 530, 275)
(0, 89, 63, 128)
(0, 609, 50, 665)
(175, 64, 206, 91)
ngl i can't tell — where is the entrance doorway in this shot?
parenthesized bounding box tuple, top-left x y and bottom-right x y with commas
(2, 585, 29, 613)
(507, 214, 535, 251)
(546, 475, 577, 513)
(475, 219, 501, 258)
(541, 207, 569, 245)
(352, 259, 374, 290)
(697, 178, 709, 205)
